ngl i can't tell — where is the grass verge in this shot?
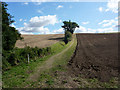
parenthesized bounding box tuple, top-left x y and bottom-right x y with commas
(23, 35, 77, 88)
(2, 35, 76, 88)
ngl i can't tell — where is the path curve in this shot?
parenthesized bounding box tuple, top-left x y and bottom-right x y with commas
(28, 36, 75, 81)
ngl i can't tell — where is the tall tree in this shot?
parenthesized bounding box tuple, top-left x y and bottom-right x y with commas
(61, 20, 79, 34)
(2, 2, 22, 51)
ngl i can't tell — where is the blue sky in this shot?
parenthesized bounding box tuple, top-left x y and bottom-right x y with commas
(7, 1, 118, 34)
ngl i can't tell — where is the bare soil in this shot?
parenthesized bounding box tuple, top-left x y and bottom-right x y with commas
(15, 34, 64, 48)
(68, 33, 119, 82)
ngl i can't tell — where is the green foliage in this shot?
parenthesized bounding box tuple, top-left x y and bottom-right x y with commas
(46, 79, 54, 86)
(2, 3, 22, 51)
(2, 46, 52, 71)
(2, 2, 23, 70)
(2, 25, 22, 51)
(2, 2, 22, 51)
(2, 2, 14, 25)
(61, 20, 79, 34)
(2, 56, 11, 71)
(61, 20, 78, 44)
(64, 31, 72, 44)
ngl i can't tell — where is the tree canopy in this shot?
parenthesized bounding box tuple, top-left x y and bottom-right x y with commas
(2, 2, 22, 51)
(61, 20, 79, 34)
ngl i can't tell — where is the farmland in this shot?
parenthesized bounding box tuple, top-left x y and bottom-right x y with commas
(68, 33, 119, 82)
(15, 34, 64, 48)
(3, 33, 119, 88)
(2, 1, 119, 88)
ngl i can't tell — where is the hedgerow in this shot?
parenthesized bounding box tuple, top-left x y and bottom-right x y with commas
(2, 46, 52, 71)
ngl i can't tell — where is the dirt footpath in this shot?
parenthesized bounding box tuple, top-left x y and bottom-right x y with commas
(68, 33, 119, 82)
(27, 37, 75, 82)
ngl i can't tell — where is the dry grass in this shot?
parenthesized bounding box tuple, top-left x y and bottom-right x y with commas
(15, 34, 64, 48)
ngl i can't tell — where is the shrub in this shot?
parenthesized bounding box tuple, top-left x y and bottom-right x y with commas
(2, 46, 52, 71)
(64, 31, 72, 44)
(46, 47, 51, 54)
(2, 56, 11, 70)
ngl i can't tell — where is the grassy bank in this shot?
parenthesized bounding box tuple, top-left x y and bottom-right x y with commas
(22, 35, 77, 88)
(3, 35, 76, 88)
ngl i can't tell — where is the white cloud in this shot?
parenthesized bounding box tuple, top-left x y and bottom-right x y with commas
(20, 19, 27, 22)
(97, 0, 119, 13)
(27, 15, 58, 27)
(99, 7, 103, 12)
(30, 0, 85, 2)
(105, 0, 119, 13)
(31, 0, 48, 2)
(96, 27, 114, 33)
(75, 22, 118, 33)
(19, 19, 23, 22)
(36, 2, 41, 5)
(24, 2, 28, 5)
(57, 5, 63, 9)
(53, 28, 64, 34)
(115, 17, 118, 20)
(75, 17, 118, 33)
(75, 26, 87, 33)
(112, 24, 116, 27)
(19, 31, 34, 35)
(103, 21, 117, 27)
(37, 10, 43, 14)
(105, 9, 109, 12)
(18, 15, 59, 34)
(59, 20, 62, 23)
(82, 21, 89, 25)
(18, 26, 50, 34)
(98, 19, 118, 27)
(10, 23, 16, 28)
(31, 0, 49, 5)
(34, 2, 41, 5)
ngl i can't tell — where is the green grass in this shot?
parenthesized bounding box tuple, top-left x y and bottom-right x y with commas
(3, 56, 51, 88)
(76, 76, 118, 88)
(24, 35, 77, 88)
(51, 35, 77, 71)
(3, 35, 76, 88)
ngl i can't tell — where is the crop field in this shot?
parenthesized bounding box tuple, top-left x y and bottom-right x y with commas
(15, 34, 64, 48)
(68, 33, 119, 82)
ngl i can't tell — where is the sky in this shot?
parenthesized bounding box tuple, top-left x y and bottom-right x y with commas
(6, 0, 119, 34)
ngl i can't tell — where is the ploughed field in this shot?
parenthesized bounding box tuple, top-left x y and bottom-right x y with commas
(69, 33, 119, 82)
(15, 34, 64, 48)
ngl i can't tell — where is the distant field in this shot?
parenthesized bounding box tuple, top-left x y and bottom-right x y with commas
(15, 34, 64, 48)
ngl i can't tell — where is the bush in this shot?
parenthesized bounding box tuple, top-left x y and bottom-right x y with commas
(46, 47, 51, 53)
(2, 46, 52, 71)
(2, 56, 11, 71)
(64, 31, 72, 44)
